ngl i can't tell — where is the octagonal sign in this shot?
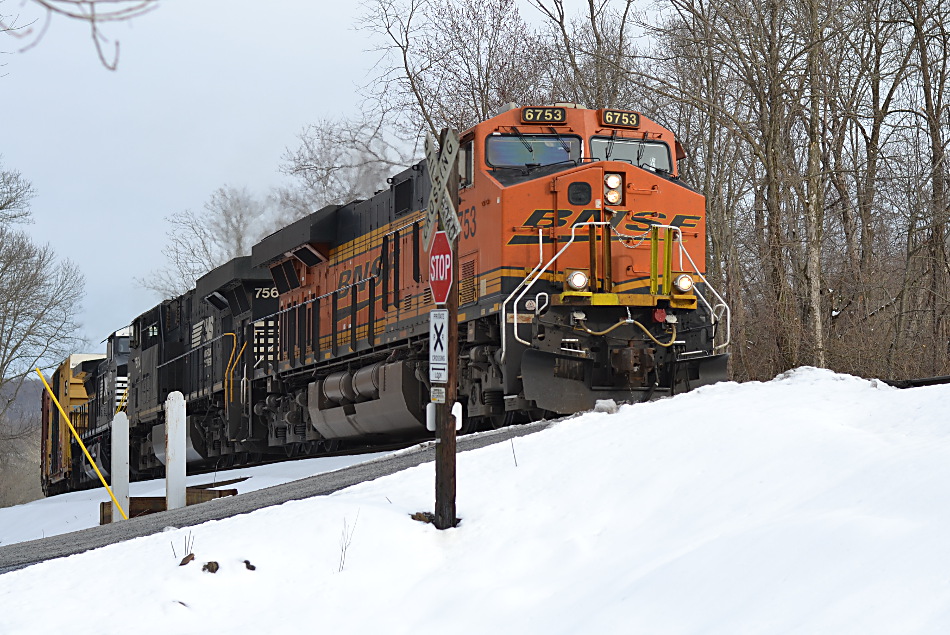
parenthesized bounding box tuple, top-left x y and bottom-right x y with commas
(429, 230, 453, 305)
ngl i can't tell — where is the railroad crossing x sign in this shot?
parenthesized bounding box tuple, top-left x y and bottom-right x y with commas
(429, 309, 449, 383)
(423, 130, 462, 249)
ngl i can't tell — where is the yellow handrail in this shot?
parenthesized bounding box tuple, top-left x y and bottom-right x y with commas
(230, 341, 247, 404)
(36, 367, 128, 520)
(222, 333, 236, 406)
(114, 385, 129, 415)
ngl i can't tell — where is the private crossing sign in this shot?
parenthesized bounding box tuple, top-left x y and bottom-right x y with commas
(423, 130, 462, 249)
(429, 230, 453, 306)
(429, 309, 449, 384)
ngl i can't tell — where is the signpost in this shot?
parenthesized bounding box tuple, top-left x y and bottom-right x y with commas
(425, 129, 461, 530)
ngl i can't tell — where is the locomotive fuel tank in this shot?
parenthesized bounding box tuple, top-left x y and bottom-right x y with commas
(307, 360, 426, 438)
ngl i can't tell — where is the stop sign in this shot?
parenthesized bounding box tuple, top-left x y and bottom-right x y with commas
(429, 230, 453, 305)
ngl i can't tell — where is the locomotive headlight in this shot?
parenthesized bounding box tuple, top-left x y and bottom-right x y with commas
(566, 269, 590, 291)
(673, 274, 694, 293)
(604, 173, 623, 205)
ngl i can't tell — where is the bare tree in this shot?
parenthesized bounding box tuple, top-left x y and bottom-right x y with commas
(640, 0, 950, 381)
(285, 0, 550, 227)
(0, 379, 42, 506)
(0, 157, 35, 225)
(363, 0, 552, 138)
(277, 113, 416, 225)
(1, 0, 157, 70)
(140, 185, 271, 298)
(529, 0, 641, 109)
(0, 160, 86, 494)
(900, 0, 950, 375)
(0, 227, 85, 423)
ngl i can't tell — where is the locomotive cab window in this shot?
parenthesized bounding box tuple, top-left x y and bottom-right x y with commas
(459, 140, 474, 188)
(590, 137, 672, 173)
(135, 322, 159, 349)
(486, 134, 581, 169)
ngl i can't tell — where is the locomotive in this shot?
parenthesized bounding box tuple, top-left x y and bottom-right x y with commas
(41, 103, 730, 495)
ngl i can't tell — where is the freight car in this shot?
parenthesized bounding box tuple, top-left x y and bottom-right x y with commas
(40, 330, 129, 496)
(42, 103, 730, 493)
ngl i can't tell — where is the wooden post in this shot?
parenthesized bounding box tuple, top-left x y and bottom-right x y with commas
(434, 129, 460, 530)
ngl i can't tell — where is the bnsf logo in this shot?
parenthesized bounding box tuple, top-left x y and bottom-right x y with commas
(506, 209, 703, 246)
(521, 209, 702, 231)
(337, 254, 389, 290)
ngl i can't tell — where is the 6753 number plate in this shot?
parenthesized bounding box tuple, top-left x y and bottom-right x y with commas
(521, 107, 567, 124)
(600, 109, 641, 128)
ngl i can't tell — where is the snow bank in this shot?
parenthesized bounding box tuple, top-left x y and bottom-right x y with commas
(2, 368, 948, 634)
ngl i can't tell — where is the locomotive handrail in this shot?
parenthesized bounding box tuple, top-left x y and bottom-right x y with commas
(250, 273, 382, 372)
(664, 224, 730, 351)
(500, 229, 546, 362)
(156, 330, 234, 369)
(222, 333, 237, 407)
(254, 274, 379, 324)
(503, 222, 613, 360)
(501, 220, 732, 362)
(623, 223, 731, 352)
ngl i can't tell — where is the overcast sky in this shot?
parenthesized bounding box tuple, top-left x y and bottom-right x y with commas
(2, 1, 371, 350)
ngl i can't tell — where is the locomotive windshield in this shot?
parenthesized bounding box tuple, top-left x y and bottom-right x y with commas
(590, 137, 672, 173)
(486, 134, 582, 169)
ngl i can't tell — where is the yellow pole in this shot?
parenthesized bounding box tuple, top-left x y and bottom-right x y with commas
(36, 367, 129, 520)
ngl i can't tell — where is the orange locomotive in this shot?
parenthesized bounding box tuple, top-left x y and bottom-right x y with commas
(248, 103, 729, 440)
(41, 104, 731, 494)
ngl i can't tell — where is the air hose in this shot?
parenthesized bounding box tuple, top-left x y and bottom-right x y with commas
(575, 317, 678, 348)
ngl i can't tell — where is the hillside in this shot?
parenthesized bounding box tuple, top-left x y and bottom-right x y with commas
(1, 368, 948, 633)
(0, 379, 43, 508)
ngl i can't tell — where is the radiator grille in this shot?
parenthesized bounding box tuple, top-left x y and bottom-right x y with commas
(459, 258, 477, 305)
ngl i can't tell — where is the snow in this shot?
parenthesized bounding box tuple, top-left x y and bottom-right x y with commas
(2, 367, 950, 633)
(0, 453, 393, 546)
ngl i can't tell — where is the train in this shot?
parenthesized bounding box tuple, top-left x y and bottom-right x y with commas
(41, 103, 730, 496)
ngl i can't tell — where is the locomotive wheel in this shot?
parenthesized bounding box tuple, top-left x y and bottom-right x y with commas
(460, 416, 481, 435)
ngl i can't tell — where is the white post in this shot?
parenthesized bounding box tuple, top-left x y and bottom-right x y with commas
(165, 391, 187, 510)
(111, 411, 130, 522)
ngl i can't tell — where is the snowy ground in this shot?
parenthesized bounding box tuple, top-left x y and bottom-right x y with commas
(2, 367, 949, 634)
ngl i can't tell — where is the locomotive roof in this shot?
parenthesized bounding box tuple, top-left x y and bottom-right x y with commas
(252, 204, 341, 268)
(195, 255, 270, 300)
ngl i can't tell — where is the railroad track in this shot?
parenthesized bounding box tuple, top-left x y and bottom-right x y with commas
(0, 421, 550, 575)
(883, 375, 950, 389)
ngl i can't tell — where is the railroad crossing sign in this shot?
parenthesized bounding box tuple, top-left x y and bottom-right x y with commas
(429, 230, 453, 305)
(423, 130, 462, 249)
(429, 309, 449, 384)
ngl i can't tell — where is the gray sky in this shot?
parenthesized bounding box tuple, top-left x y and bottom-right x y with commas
(2, 1, 370, 350)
